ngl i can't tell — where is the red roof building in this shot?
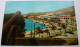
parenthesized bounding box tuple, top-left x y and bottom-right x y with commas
(62, 16, 68, 17)
(56, 17, 60, 19)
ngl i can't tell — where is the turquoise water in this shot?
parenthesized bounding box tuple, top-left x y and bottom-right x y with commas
(24, 20, 46, 31)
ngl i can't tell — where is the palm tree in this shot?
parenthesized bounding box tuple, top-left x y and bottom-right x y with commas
(70, 11, 75, 25)
(34, 23, 35, 38)
(45, 29, 49, 37)
(36, 27, 41, 38)
(30, 20, 32, 38)
(61, 23, 67, 34)
(51, 25, 57, 35)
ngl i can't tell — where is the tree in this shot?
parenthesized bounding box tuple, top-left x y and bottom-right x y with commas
(4, 14, 25, 37)
(3, 13, 14, 24)
(14, 15, 25, 37)
(51, 25, 57, 35)
(36, 27, 41, 38)
(70, 11, 75, 31)
(45, 29, 49, 37)
(61, 23, 67, 34)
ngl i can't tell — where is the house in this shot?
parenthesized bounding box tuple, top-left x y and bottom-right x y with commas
(60, 16, 70, 23)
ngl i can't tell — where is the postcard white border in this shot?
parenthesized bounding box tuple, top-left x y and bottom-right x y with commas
(0, 0, 80, 47)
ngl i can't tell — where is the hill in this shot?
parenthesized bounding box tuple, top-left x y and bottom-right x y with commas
(23, 6, 75, 16)
(47, 6, 75, 16)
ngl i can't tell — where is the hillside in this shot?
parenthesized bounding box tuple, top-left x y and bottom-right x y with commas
(48, 6, 75, 15)
(23, 6, 75, 16)
(25, 12, 46, 16)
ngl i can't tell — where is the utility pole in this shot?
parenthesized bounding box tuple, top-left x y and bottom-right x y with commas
(31, 20, 32, 38)
(34, 23, 35, 38)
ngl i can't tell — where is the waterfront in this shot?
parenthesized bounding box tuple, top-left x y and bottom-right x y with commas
(24, 20, 46, 31)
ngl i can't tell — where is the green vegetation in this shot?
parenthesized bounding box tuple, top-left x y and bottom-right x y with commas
(51, 25, 57, 35)
(61, 23, 67, 29)
(3, 13, 25, 37)
(61, 23, 67, 33)
(36, 27, 42, 33)
(66, 30, 74, 34)
(3, 13, 14, 24)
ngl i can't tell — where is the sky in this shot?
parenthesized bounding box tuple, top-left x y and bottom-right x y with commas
(5, 1, 74, 14)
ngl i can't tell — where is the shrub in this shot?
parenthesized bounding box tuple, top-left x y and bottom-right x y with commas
(66, 30, 74, 34)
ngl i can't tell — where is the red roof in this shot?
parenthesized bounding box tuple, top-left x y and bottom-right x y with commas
(56, 17, 60, 19)
(62, 16, 68, 17)
(57, 23, 61, 27)
(73, 16, 75, 17)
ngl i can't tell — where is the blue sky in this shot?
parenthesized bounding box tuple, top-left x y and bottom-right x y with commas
(5, 1, 74, 14)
